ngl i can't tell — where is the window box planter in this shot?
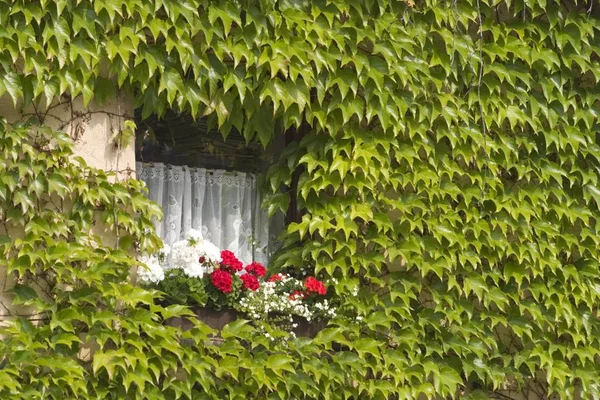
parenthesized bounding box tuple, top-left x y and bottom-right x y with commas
(165, 306, 238, 333)
(289, 315, 327, 338)
(164, 306, 326, 341)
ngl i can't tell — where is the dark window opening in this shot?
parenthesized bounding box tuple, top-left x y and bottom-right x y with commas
(135, 110, 267, 173)
(133, 109, 287, 264)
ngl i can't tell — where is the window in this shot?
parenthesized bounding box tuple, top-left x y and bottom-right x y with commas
(135, 111, 283, 264)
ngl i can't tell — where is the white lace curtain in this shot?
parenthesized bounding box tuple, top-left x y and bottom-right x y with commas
(136, 162, 271, 264)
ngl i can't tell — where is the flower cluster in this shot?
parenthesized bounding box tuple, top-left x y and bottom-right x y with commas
(137, 243, 172, 284)
(240, 273, 260, 291)
(170, 230, 221, 278)
(245, 262, 266, 277)
(305, 276, 327, 295)
(220, 250, 243, 272)
(136, 230, 336, 331)
(137, 254, 165, 284)
(236, 274, 335, 333)
(136, 231, 268, 309)
(211, 269, 234, 294)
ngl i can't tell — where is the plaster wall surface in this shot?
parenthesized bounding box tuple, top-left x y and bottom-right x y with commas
(0, 95, 135, 176)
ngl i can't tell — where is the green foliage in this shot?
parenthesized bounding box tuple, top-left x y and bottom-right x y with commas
(156, 269, 243, 310)
(155, 268, 210, 306)
(0, 122, 345, 400)
(1, 0, 600, 398)
(110, 119, 136, 149)
(0, 121, 191, 398)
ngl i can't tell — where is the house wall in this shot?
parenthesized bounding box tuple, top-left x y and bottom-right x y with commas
(0, 92, 135, 322)
(0, 95, 135, 176)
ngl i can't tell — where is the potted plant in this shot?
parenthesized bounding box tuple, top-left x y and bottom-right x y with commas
(236, 274, 334, 338)
(136, 229, 334, 338)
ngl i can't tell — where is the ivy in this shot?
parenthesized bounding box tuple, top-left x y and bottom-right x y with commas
(1, 0, 600, 398)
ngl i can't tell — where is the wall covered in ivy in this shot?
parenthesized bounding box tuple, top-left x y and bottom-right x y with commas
(1, 0, 600, 398)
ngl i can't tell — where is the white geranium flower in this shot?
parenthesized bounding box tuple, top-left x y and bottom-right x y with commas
(186, 228, 203, 242)
(196, 240, 222, 264)
(170, 233, 222, 278)
(183, 261, 205, 278)
(137, 255, 165, 284)
(159, 244, 171, 259)
(157, 244, 171, 268)
(170, 239, 197, 270)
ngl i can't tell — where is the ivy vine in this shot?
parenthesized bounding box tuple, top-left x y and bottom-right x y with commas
(1, 0, 600, 398)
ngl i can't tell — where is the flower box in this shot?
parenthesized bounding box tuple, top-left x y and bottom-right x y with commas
(289, 316, 327, 338)
(164, 307, 326, 340)
(139, 229, 335, 341)
(165, 306, 238, 332)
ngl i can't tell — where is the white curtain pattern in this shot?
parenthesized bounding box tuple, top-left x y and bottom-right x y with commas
(136, 162, 271, 264)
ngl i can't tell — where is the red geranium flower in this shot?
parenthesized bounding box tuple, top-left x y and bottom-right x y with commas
(268, 274, 283, 282)
(240, 273, 260, 291)
(220, 250, 243, 272)
(304, 277, 327, 295)
(198, 256, 205, 264)
(211, 269, 233, 293)
(245, 262, 266, 277)
(289, 290, 305, 300)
